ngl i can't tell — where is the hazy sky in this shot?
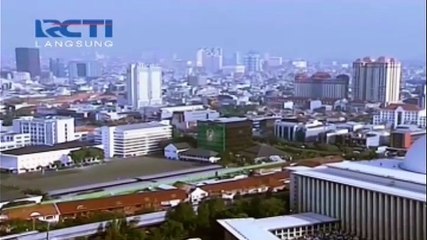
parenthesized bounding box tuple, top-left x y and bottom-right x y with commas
(1, 0, 426, 61)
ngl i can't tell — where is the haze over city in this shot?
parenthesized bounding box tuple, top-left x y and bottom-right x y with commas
(1, 0, 426, 61)
(0, 1, 426, 240)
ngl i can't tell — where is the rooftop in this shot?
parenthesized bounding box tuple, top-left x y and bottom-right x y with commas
(1, 203, 59, 220)
(217, 213, 338, 240)
(113, 122, 168, 131)
(294, 160, 426, 202)
(203, 117, 249, 124)
(181, 148, 219, 157)
(383, 103, 421, 111)
(1, 141, 99, 156)
(56, 189, 186, 215)
(15, 116, 74, 121)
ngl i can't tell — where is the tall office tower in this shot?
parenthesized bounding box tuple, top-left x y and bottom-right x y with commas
(196, 48, 205, 67)
(68, 61, 86, 78)
(195, 48, 223, 73)
(127, 63, 162, 109)
(68, 61, 102, 78)
(15, 47, 41, 77)
(243, 51, 262, 73)
(232, 52, 241, 65)
(352, 57, 401, 105)
(49, 58, 66, 77)
(86, 61, 103, 78)
(12, 116, 75, 146)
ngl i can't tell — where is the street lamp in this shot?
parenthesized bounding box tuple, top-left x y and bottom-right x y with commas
(30, 212, 41, 231)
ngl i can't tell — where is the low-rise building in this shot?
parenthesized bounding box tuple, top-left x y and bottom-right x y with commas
(389, 126, 426, 150)
(217, 213, 339, 240)
(1, 203, 60, 223)
(194, 171, 288, 201)
(56, 189, 187, 220)
(274, 118, 333, 142)
(101, 122, 172, 158)
(0, 132, 31, 152)
(373, 103, 426, 128)
(0, 141, 101, 173)
(171, 109, 220, 132)
(164, 142, 191, 160)
(179, 148, 221, 163)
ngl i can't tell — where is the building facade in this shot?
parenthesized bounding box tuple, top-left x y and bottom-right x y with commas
(68, 61, 103, 78)
(127, 63, 163, 109)
(171, 109, 220, 132)
(352, 57, 401, 104)
(197, 117, 252, 153)
(373, 103, 426, 128)
(101, 122, 172, 158)
(12, 116, 75, 145)
(15, 47, 41, 78)
(0, 141, 99, 173)
(294, 73, 349, 100)
(49, 58, 67, 77)
(274, 118, 331, 142)
(196, 48, 223, 73)
(243, 51, 262, 73)
(0, 132, 31, 152)
(389, 129, 426, 150)
(289, 136, 427, 240)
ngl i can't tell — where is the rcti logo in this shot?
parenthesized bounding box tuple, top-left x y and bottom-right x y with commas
(35, 19, 113, 38)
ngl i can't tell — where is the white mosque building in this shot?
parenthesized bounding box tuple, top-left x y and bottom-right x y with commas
(289, 135, 426, 240)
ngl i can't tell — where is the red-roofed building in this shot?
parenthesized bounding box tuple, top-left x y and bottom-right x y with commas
(294, 73, 349, 100)
(373, 103, 426, 128)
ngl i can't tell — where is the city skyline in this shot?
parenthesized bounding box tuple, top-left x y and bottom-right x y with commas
(1, 0, 426, 61)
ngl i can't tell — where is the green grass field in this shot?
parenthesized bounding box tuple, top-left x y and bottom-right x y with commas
(0, 156, 204, 201)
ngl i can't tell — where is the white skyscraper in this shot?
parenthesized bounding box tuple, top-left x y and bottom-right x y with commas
(195, 48, 223, 73)
(352, 57, 402, 105)
(127, 63, 162, 109)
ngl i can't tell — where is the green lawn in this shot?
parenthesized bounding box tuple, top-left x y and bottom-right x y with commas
(0, 156, 204, 200)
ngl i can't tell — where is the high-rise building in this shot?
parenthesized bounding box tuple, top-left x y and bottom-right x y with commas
(68, 61, 102, 78)
(243, 51, 262, 73)
(195, 48, 223, 73)
(352, 57, 401, 104)
(15, 48, 41, 77)
(12, 116, 75, 146)
(294, 72, 350, 100)
(127, 63, 162, 109)
(232, 52, 241, 65)
(49, 58, 66, 77)
(86, 61, 103, 78)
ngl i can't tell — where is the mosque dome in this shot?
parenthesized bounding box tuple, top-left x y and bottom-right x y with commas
(400, 135, 426, 174)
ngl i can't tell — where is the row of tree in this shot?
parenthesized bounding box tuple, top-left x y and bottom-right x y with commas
(87, 192, 289, 240)
(69, 147, 104, 164)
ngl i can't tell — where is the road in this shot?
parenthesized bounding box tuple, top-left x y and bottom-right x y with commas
(9, 211, 167, 240)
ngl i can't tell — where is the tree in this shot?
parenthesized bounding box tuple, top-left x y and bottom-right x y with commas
(103, 218, 146, 240)
(166, 202, 197, 233)
(53, 160, 63, 169)
(159, 220, 188, 240)
(257, 198, 286, 217)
